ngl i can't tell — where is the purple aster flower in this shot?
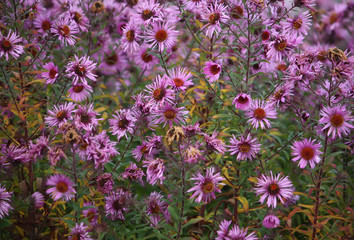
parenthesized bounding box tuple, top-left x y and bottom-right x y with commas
(48, 147, 66, 166)
(46, 174, 76, 201)
(232, 93, 252, 111)
(74, 104, 101, 132)
(109, 109, 136, 141)
(105, 189, 131, 221)
(246, 100, 277, 129)
(229, 0, 245, 20)
(319, 105, 354, 138)
(229, 134, 261, 161)
(145, 22, 179, 52)
(51, 17, 79, 46)
(266, 32, 303, 62)
(145, 75, 175, 108)
(66, 55, 97, 85)
(0, 185, 12, 219)
(254, 172, 294, 208)
(132, 0, 163, 25)
(143, 158, 165, 185)
(145, 192, 170, 225)
(167, 67, 193, 91)
(45, 102, 76, 128)
(203, 131, 226, 154)
(132, 141, 157, 162)
(83, 202, 99, 226)
(0, 144, 27, 164)
(41, 62, 59, 84)
(0, 30, 24, 61)
(283, 10, 312, 37)
(69, 222, 93, 240)
(134, 45, 159, 71)
(202, 0, 229, 37)
(121, 22, 141, 53)
(291, 138, 322, 169)
(152, 103, 188, 127)
(263, 214, 280, 229)
(183, 122, 201, 138)
(121, 163, 145, 184)
(32, 192, 45, 209)
(203, 60, 222, 83)
(68, 83, 93, 102)
(187, 167, 225, 203)
(33, 13, 52, 35)
(216, 220, 232, 240)
(146, 134, 163, 155)
(269, 81, 294, 107)
(96, 173, 114, 194)
(70, 6, 90, 32)
(184, 144, 204, 164)
(227, 225, 257, 240)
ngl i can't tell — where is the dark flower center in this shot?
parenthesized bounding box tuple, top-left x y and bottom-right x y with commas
(59, 25, 70, 37)
(276, 64, 287, 71)
(210, 64, 221, 75)
(202, 180, 214, 193)
(87, 210, 96, 221)
(126, 30, 135, 42)
(300, 146, 314, 160)
(209, 13, 220, 24)
(254, 108, 266, 119)
(56, 110, 67, 120)
(261, 31, 270, 41)
(1, 39, 12, 51)
(74, 65, 86, 77)
(153, 88, 164, 100)
(275, 40, 287, 51)
(56, 182, 68, 193)
(141, 52, 152, 63)
(113, 197, 125, 211)
(292, 18, 303, 30)
(73, 84, 84, 93)
(330, 113, 344, 127)
(105, 53, 118, 66)
(118, 118, 129, 129)
(237, 96, 248, 104)
(239, 142, 251, 153)
(80, 113, 91, 124)
(127, 0, 139, 7)
(173, 78, 184, 87)
(49, 68, 57, 79)
(231, 6, 243, 19)
(274, 89, 284, 100)
(72, 234, 81, 240)
(268, 183, 280, 195)
(150, 202, 160, 214)
(155, 30, 168, 42)
(141, 146, 149, 154)
(142, 9, 154, 21)
(73, 12, 82, 23)
(164, 109, 176, 120)
(41, 20, 51, 31)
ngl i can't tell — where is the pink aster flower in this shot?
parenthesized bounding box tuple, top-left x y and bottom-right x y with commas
(145, 22, 179, 52)
(0, 30, 24, 61)
(66, 55, 97, 85)
(96, 173, 114, 194)
(167, 67, 193, 91)
(51, 17, 79, 46)
(0, 185, 12, 219)
(229, 134, 261, 161)
(203, 60, 222, 83)
(46, 174, 76, 201)
(254, 172, 294, 208)
(202, 1, 229, 37)
(132, 0, 163, 25)
(74, 104, 101, 132)
(232, 93, 252, 111)
(283, 10, 312, 37)
(41, 62, 59, 84)
(121, 22, 141, 53)
(263, 214, 280, 229)
(269, 81, 294, 107)
(33, 13, 52, 35)
(132, 141, 157, 162)
(134, 45, 159, 71)
(121, 163, 145, 184)
(187, 167, 225, 203)
(145, 75, 175, 108)
(152, 103, 188, 127)
(266, 32, 303, 62)
(109, 109, 136, 141)
(246, 100, 277, 129)
(229, 0, 246, 20)
(83, 202, 99, 226)
(291, 138, 322, 169)
(45, 102, 76, 128)
(68, 83, 93, 102)
(105, 189, 131, 220)
(227, 225, 257, 240)
(216, 220, 232, 240)
(145, 192, 170, 225)
(203, 131, 226, 154)
(31, 192, 45, 209)
(143, 158, 165, 185)
(319, 105, 354, 138)
(69, 222, 93, 240)
(70, 6, 90, 32)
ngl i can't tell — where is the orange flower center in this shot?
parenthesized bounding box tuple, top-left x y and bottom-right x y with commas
(261, 31, 270, 41)
(329, 13, 338, 24)
(105, 53, 118, 66)
(173, 78, 184, 87)
(239, 142, 251, 153)
(150, 203, 160, 214)
(202, 181, 214, 193)
(118, 118, 129, 129)
(41, 20, 51, 31)
(49, 68, 57, 79)
(74, 65, 86, 77)
(268, 183, 280, 195)
(237, 96, 248, 104)
(153, 88, 164, 100)
(56, 110, 67, 120)
(330, 113, 344, 127)
(292, 19, 303, 30)
(155, 30, 168, 42)
(142, 9, 154, 21)
(231, 6, 243, 19)
(141, 52, 152, 63)
(300, 146, 314, 160)
(72, 234, 81, 240)
(209, 13, 220, 24)
(80, 113, 90, 123)
(275, 40, 287, 51)
(254, 108, 266, 119)
(87, 210, 96, 222)
(274, 89, 284, 100)
(126, 30, 135, 42)
(73, 84, 84, 93)
(56, 182, 68, 193)
(73, 12, 82, 23)
(141, 146, 149, 154)
(210, 64, 221, 75)
(1, 39, 11, 51)
(164, 109, 176, 120)
(59, 25, 70, 37)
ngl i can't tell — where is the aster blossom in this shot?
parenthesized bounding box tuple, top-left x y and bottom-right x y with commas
(232, 93, 252, 111)
(167, 67, 193, 91)
(41, 62, 59, 84)
(187, 167, 225, 203)
(266, 32, 303, 62)
(46, 174, 76, 201)
(203, 60, 222, 83)
(319, 105, 354, 138)
(291, 138, 322, 169)
(152, 103, 188, 128)
(109, 109, 136, 141)
(132, 0, 164, 25)
(74, 104, 101, 132)
(0, 30, 24, 61)
(0, 185, 12, 219)
(105, 189, 131, 220)
(68, 83, 93, 102)
(246, 100, 277, 129)
(227, 225, 258, 240)
(69, 222, 93, 240)
(263, 214, 280, 229)
(228, 134, 261, 161)
(283, 10, 312, 37)
(51, 17, 79, 46)
(145, 75, 175, 108)
(66, 55, 97, 85)
(31, 192, 45, 209)
(121, 22, 141, 53)
(82, 202, 99, 226)
(143, 158, 165, 185)
(145, 192, 170, 225)
(145, 22, 179, 52)
(203, 131, 226, 154)
(45, 102, 76, 128)
(202, 1, 230, 37)
(254, 172, 294, 208)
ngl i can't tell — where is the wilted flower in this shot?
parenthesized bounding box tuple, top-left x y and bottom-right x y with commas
(263, 214, 280, 229)
(143, 158, 165, 185)
(145, 192, 170, 225)
(32, 192, 45, 209)
(69, 222, 93, 240)
(105, 189, 131, 221)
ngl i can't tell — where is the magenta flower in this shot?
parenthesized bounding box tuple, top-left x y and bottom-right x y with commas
(152, 103, 188, 127)
(41, 62, 59, 84)
(69, 222, 93, 240)
(246, 100, 277, 129)
(66, 55, 97, 85)
(46, 174, 76, 201)
(187, 167, 225, 203)
(134, 45, 159, 71)
(0, 185, 12, 219)
(105, 189, 131, 220)
(121, 22, 141, 53)
(202, 1, 229, 37)
(74, 104, 101, 132)
(232, 93, 252, 111)
(269, 81, 294, 107)
(143, 158, 165, 185)
(145, 192, 170, 225)
(121, 163, 145, 184)
(51, 17, 79, 46)
(96, 173, 114, 194)
(254, 172, 294, 208)
(70, 6, 90, 32)
(132, 0, 163, 25)
(263, 214, 280, 229)
(167, 67, 193, 91)
(109, 109, 136, 141)
(132, 141, 157, 162)
(319, 105, 354, 138)
(33, 13, 52, 35)
(203, 60, 222, 83)
(145, 75, 175, 108)
(291, 138, 322, 169)
(203, 131, 226, 154)
(283, 10, 312, 37)
(83, 202, 99, 226)
(266, 33, 303, 62)
(68, 83, 93, 102)
(0, 30, 24, 61)
(216, 220, 232, 240)
(227, 225, 257, 240)
(31, 192, 45, 209)
(145, 22, 178, 52)
(229, 134, 261, 161)
(45, 102, 76, 128)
